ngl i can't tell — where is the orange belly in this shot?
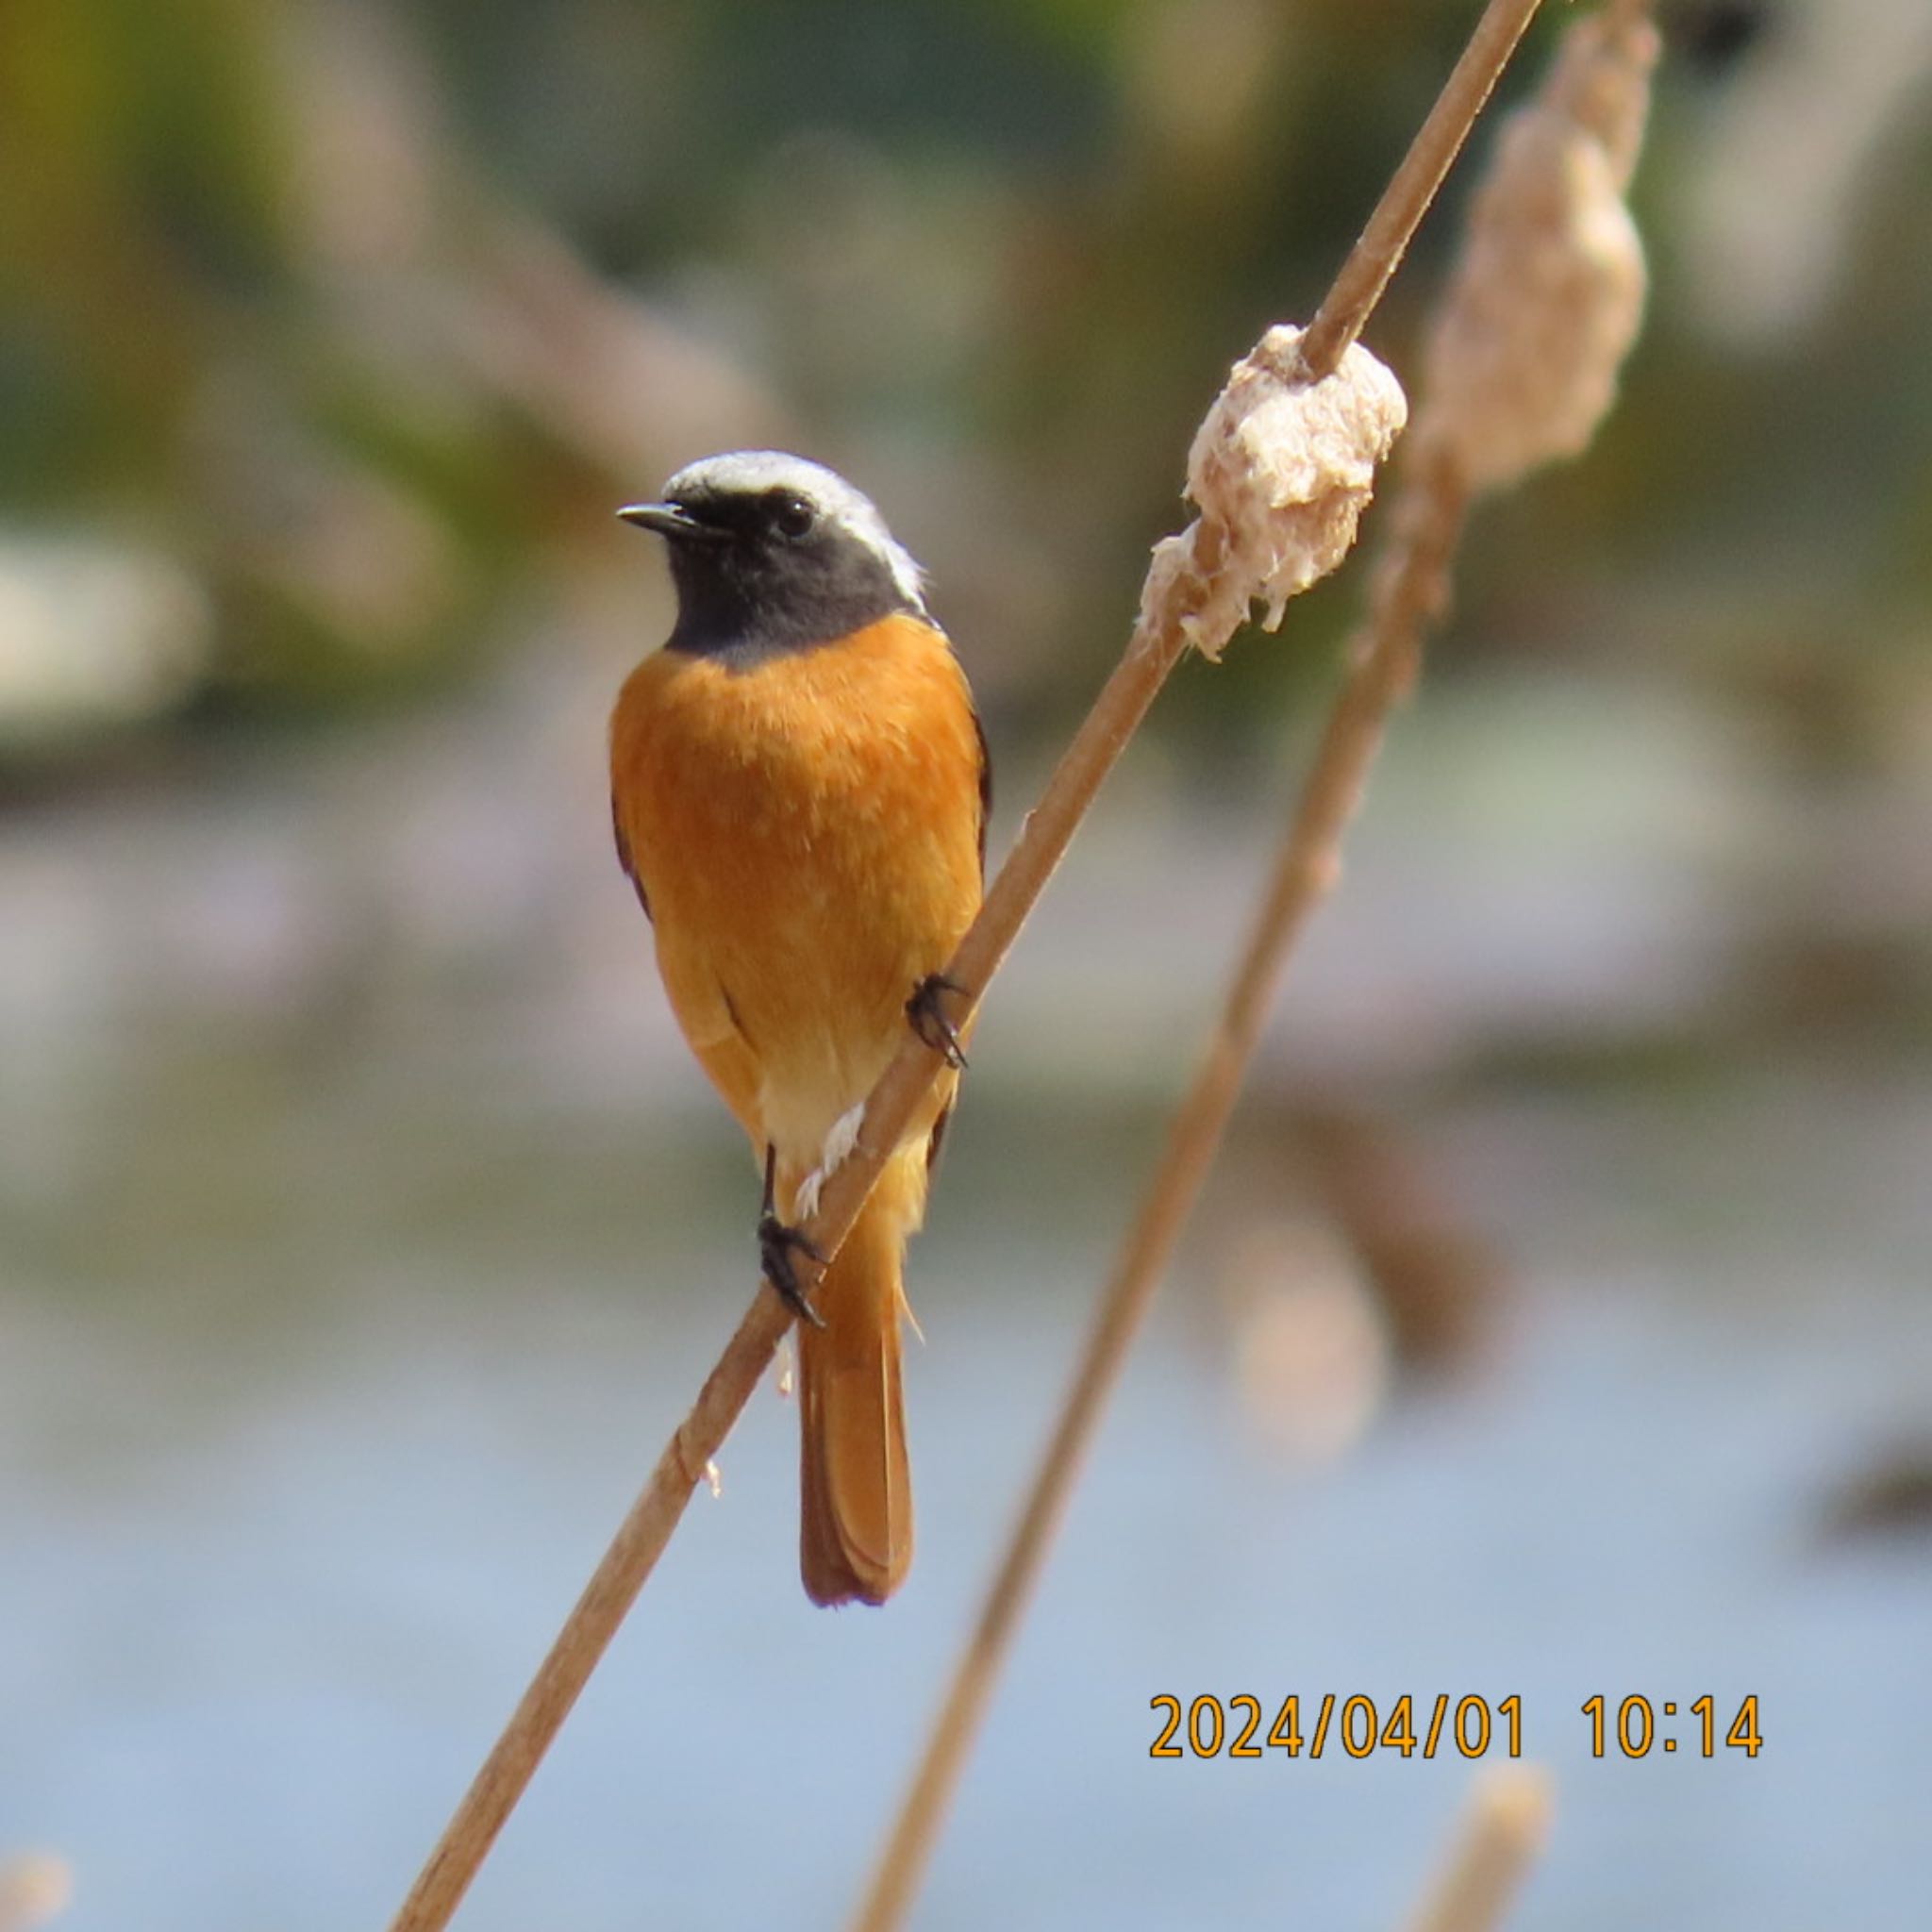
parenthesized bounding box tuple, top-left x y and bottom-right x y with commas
(609, 612, 983, 1175)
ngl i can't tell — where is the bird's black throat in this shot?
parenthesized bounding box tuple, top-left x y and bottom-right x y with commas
(663, 531, 921, 661)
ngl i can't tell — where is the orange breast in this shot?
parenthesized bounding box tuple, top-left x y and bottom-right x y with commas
(609, 613, 984, 1165)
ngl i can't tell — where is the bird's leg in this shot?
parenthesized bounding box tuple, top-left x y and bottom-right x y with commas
(907, 973, 970, 1071)
(758, 1142, 825, 1329)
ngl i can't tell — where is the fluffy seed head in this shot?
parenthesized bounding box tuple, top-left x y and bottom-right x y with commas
(1141, 325, 1408, 661)
(1421, 10, 1659, 492)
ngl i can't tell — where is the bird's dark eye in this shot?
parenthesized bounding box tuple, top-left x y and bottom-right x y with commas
(770, 491, 816, 540)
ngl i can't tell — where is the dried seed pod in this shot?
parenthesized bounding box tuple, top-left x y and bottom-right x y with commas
(0, 1855, 72, 1932)
(1422, 9, 1659, 493)
(1142, 324, 1408, 661)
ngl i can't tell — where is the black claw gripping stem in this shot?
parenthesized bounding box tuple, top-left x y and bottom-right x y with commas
(907, 973, 971, 1071)
(758, 1143, 826, 1328)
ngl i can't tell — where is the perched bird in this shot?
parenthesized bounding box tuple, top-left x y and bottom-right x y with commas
(609, 452, 988, 1606)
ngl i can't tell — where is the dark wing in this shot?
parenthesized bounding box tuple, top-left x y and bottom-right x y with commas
(612, 795, 650, 921)
(972, 707, 991, 879)
(927, 697, 991, 1177)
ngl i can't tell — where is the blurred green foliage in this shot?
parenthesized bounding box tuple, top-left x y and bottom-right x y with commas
(0, 0, 1926, 769)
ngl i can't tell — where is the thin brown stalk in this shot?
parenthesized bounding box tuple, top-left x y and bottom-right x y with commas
(854, 3, 1659, 1912)
(849, 441, 1472, 1932)
(1401, 1768, 1555, 1932)
(384, 530, 1224, 1932)
(384, 5, 1544, 1926)
(1300, 0, 1546, 376)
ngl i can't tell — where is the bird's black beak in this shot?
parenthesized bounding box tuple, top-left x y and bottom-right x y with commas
(616, 502, 730, 544)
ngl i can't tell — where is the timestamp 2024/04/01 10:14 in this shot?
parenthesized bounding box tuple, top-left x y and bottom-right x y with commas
(1147, 1694, 1765, 1762)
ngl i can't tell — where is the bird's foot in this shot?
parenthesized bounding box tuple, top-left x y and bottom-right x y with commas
(907, 974, 970, 1071)
(758, 1213, 825, 1328)
(760, 1143, 825, 1328)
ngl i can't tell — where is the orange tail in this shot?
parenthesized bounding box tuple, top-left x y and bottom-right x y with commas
(797, 1151, 922, 1607)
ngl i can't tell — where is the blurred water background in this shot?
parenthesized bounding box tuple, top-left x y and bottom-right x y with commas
(2, 1, 1930, 1926)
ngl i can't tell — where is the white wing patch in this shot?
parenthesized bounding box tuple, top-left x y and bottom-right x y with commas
(793, 1099, 868, 1223)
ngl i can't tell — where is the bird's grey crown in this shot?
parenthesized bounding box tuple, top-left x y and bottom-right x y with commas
(661, 450, 928, 616)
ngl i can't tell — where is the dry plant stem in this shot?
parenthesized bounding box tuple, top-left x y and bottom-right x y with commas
(385, 4, 1540, 1925)
(860, 5, 1650, 1920)
(386, 1294, 791, 1932)
(387, 524, 1224, 1932)
(1300, 0, 1547, 376)
(1402, 1768, 1555, 1932)
(850, 448, 1471, 1932)
(385, 442, 1222, 1932)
